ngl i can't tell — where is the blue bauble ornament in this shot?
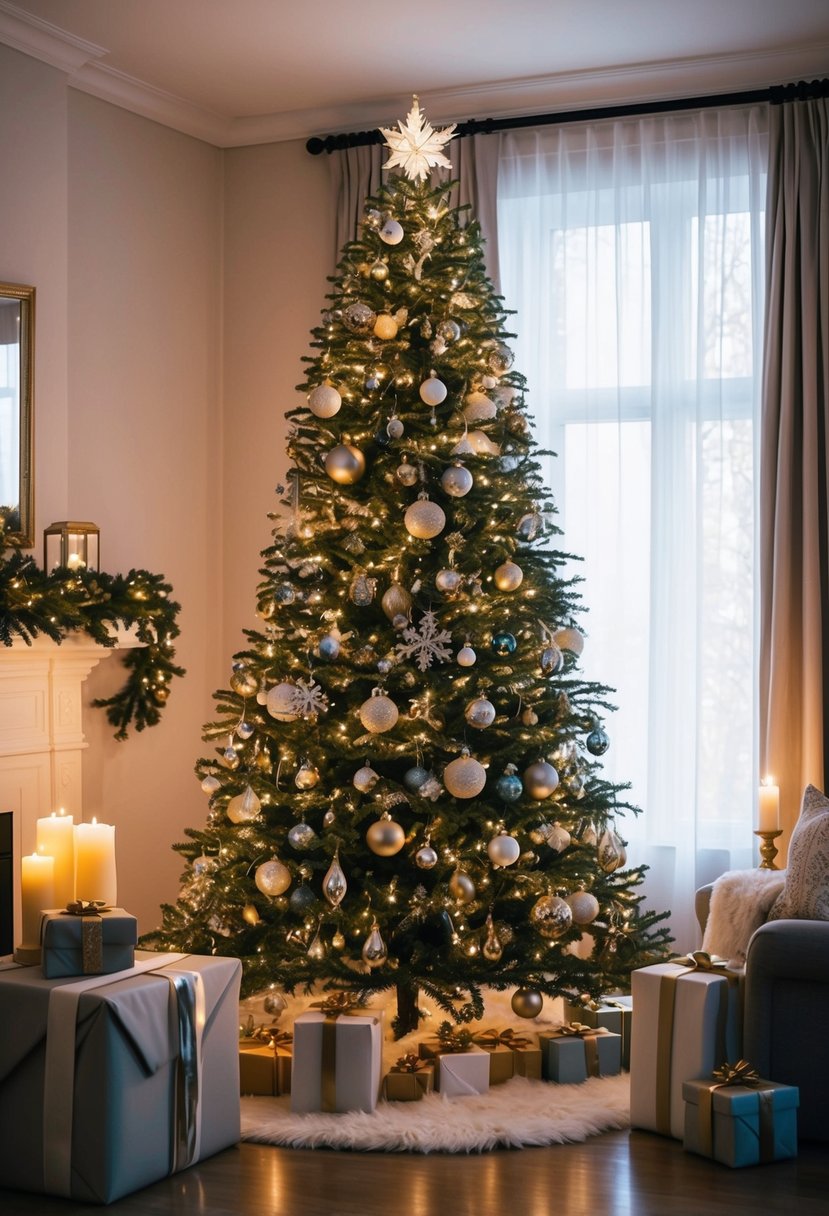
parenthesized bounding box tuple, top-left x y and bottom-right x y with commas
(288, 884, 317, 914)
(586, 726, 610, 756)
(403, 765, 430, 793)
(318, 633, 341, 660)
(375, 429, 391, 448)
(491, 631, 517, 656)
(495, 772, 523, 802)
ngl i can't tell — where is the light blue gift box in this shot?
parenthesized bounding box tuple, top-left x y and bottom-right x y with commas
(538, 1026, 622, 1083)
(683, 1077, 799, 1167)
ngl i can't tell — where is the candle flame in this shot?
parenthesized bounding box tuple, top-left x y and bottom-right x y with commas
(91, 816, 97, 825)
(762, 775, 776, 786)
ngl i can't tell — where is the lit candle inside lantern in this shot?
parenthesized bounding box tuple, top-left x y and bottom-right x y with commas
(66, 552, 85, 571)
(36, 808, 75, 907)
(20, 852, 55, 949)
(74, 818, 117, 905)
(758, 777, 780, 832)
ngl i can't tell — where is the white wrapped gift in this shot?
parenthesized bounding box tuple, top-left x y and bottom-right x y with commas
(434, 1048, 490, 1098)
(630, 954, 742, 1139)
(291, 999, 383, 1114)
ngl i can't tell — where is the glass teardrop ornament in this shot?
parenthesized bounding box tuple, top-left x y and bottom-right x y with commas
(482, 913, 503, 961)
(361, 920, 387, 968)
(322, 853, 347, 907)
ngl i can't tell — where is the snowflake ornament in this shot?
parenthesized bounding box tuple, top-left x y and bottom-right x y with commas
(395, 610, 453, 671)
(290, 678, 329, 719)
(380, 97, 456, 183)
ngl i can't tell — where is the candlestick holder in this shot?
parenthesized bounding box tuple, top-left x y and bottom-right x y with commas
(13, 944, 42, 966)
(754, 828, 783, 870)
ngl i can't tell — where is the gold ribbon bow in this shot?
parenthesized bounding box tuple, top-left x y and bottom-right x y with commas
(698, 1059, 774, 1161)
(557, 1021, 601, 1037)
(474, 1027, 532, 1051)
(552, 1022, 608, 1077)
(241, 1020, 294, 1052)
(64, 900, 110, 916)
(391, 1053, 429, 1074)
(672, 950, 728, 972)
(436, 1020, 475, 1053)
(711, 1059, 761, 1087)
(310, 992, 364, 1016)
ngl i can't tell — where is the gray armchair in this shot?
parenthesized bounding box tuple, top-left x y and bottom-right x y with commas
(696, 883, 829, 1140)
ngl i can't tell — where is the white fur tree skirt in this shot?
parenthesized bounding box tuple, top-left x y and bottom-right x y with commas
(239, 985, 630, 1152)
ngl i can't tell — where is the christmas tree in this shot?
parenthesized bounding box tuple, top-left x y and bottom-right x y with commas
(147, 99, 671, 1036)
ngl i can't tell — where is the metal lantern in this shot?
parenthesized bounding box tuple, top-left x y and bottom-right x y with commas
(44, 521, 100, 572)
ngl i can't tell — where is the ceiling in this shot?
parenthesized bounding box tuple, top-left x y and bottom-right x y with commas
(2, 0, 828, 146)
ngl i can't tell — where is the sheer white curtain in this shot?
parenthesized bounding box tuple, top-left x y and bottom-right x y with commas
(497, 107, 768, 949)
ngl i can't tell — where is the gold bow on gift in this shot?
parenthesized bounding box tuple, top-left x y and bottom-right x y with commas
(697, 1060, 773, 1162)
(64, 900, 110, 916)
(672, 950, 729, 972)
(391, 1053, 430, 1074)
(711, 1060, 761, 1087)
(556, 1021, 604, 1038)
(436, 1021, 475, 1053)
(310, 991, 365, 1017)
(474, 1027, 532, 1051)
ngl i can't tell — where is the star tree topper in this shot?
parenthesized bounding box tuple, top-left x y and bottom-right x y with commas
(380, 96, 456, 182)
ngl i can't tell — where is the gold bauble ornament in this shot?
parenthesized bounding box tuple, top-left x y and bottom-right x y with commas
(324, 444, 366, 485)
(266, 682, 300, 722)
(307, 381, 342, 419)
(449, 871, 476, 903)
(554, 626, 585, 656)
(255, 750, 272, 772)
(404, 495, 446, 540)
(494, 561, 524, 592)
(511, 988, 543, 1018)
(226, 785, 261, 824)
(530, 894, 573, 939)
(332, 929, 346, 950)
(294, 761, 320, 790)
(381, 582, 412, 621)
(482, 913, 503, 961)
(373, 313, 398, 340)
(255, 858, 292, 896)
(566, 891, 601, 924)
(443, 752, 487, 798)
(358, 689, 399, 734)
(366, 814, 406, 856)
(230, 664, 259, 698)
(523, 760, 560, 799)
(370, 259, 389, 281)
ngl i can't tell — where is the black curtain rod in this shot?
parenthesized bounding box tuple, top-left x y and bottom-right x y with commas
(306, 77, 829, 155)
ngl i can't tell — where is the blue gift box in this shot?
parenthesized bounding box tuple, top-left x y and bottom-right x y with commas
(563, 995, 633, 1069)
(538, 1026, 622, 1083)
(683, 1076, 798, 1167)
(41, 907, 137, 979)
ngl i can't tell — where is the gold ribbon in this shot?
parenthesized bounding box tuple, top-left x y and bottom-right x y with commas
(697, 1060, 775, 1162)
(310, 992, 368, 1113)
(655, 956, 741, 1136)
(64, 900, 110, 915)
(391, 1052, 430, 1074)
(473, 1027, 532, 1051)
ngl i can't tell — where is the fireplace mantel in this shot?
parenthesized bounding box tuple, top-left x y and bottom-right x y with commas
(0, 629, 140, 941)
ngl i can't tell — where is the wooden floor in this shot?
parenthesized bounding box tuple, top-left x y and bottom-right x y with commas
(1, 1131, 827, 1216)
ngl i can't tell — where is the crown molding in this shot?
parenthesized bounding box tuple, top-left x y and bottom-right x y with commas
(1, 0, 827, 149)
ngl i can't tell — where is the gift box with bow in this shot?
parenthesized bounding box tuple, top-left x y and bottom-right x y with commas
(473, 1026, 543, 1083)
(418, 1022, 490, 1097)
(382, 1053, 435, 1101)
(239, 1022, 293, 1096)
(291, 993, 383, 1114)
(40, 904, 137, 979)
(683, 1060, 798, 1167)
(538, 1022, 622, 1083)
(562, 994, 633, 1069)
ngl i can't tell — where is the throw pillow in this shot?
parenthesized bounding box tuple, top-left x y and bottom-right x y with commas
(766, 783, 829, 921)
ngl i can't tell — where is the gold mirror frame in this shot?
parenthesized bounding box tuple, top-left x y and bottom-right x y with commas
(0, 282, 35, 547)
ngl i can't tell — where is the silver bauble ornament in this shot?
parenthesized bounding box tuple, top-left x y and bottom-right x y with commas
(487, 342, 514, 374)
(523, 760, 560, 799)
(324, 443, 366, 485)
(262, 992, 287, 1018)
(432, 569, 460, 598)
(449, 871, 476, 903)
(226, 785, 261, 824)
(403, 765, 429, 792)
(531, 894, 573, 939)
(545, 824, 572, 853)
(381, 583, 412, 621)
(554, 627, 585, 656)
(222, 746, 240, 769)
(419, 373, 447, 406)
(201, 775, 221, 795)
(487, 833, 520, 867)
(441, 462, 473, 497)
(353, 764, 380, 792)
(396, 459, 419, 486)
(343, 301, 376, 333)
(236, 720, 254, 741)
(230, 664, 259, 698)
(255, 858, 291, 896)
(494, 561, 524, 592)
(586, 726, 610, 755)
(359, 689, 399, 734)
(379, 218, 404, 245)
(288, 822, 317, 850)
(318, 632, 341, 660)
(362, 920, 388, 967)
(274, 582, 296, 605)
(437, 319, 461, 343)
(511, 988, 543, 1018)
(415, 844, 438, 869)
(266, 682, 299, 722)
(482, 913, 503, 961)
(386, 416, 404, 439)
(541, 644, 564, 675)
(404, 495, 446, 539)
(366, 814, 405, 856)
(192, 854, 217, 876)
(294, 761, 320, 790)
(457, 644, 477, 667)
(322, 854, 347, 907)
(598, 828, 627, 872)
(566, 891, 601, 924)
(465, 697, 496, 729)
(517, 511, 543, 541)
(308, 382, 342, 418)
(443, 752, 487, 798)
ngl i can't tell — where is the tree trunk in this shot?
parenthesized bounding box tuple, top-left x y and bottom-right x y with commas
(394, 981, 421, 1038)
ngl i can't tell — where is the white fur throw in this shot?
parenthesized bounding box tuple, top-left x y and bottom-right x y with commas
(701, 868, 786, 965)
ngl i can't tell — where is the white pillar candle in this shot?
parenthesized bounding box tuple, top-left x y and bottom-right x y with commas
(36, 809, 75, 908)
(74, 818, 117, 905)
(20, 852, 55, 948)
(758, 778, 780, 831)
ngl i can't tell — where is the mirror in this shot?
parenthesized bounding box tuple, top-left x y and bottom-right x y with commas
(0, 282, 34, 547)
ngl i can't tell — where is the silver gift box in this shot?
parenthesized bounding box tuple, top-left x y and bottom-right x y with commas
(0, 951, 241, 1204)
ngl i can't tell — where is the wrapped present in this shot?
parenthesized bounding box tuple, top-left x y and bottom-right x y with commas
(683, 1061, 799, 1167)
(473, 1026, 543, 1083)
(418, 1021, 490, 1097)
(41, 904, 137, 979)
(563, 994, 633, 1069)
(630, 952, 742, 1140)
(239, 1027, 293, 1096)
(0, 950, 241, 1204)
(539, 1022, 622, 1083)
(291, 993, 383, 1114)
(382, 1053, 434, 1101)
